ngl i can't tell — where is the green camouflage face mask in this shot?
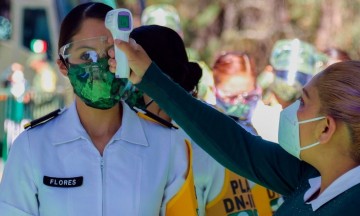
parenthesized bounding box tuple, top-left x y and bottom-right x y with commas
(125, 88, 146, 109)
(67, 57, 131, 109)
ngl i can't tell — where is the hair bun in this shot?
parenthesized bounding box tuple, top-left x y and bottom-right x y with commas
(181, 62, 202, 92)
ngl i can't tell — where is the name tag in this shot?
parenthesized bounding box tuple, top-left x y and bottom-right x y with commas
(43, 176, 83, 188)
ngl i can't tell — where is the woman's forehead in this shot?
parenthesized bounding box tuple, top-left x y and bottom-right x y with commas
(302, 77, 319, 100)
(72, 18, 111, 41)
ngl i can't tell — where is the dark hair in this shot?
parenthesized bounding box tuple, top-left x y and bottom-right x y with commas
(323, 47, 351, 62)
(58, 2, 113, 50)
(130, 25, 202, 92)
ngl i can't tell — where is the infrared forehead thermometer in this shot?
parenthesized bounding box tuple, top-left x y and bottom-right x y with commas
(105, 9, 133, 78)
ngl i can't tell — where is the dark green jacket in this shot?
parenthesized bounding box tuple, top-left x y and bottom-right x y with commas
(137, 63, 360, 215)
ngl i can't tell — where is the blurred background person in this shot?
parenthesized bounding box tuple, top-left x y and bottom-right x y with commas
(27, 53, 65, 120)
(141, 4, 183, 37)
(322, 47, 351, 67)
(141, 3, 216, 105)
(0, 63, 31, 162)
(212, 51, 284, 214)
(268, 39, 319, 109)
(212, 51, 261, 133)
(28, 54, 57, 94)
(253, 38, 320, 142)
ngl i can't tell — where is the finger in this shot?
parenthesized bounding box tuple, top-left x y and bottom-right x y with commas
(107, 37, 114, 44)
(108, 58, 116, 73)
(115, 39, 136, 57)
(108, 47, 115, 58)
(108, 58, 116, 67)
(129, 38, 139, 51)
(109, 65, 116, 73)
(114, 38, 152, 83)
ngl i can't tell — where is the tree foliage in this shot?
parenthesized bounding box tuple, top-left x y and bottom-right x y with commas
(120, 0, 360, 73)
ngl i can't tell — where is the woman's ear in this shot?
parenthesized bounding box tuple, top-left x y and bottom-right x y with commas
(319, 116, 336, 144)
(56, 59, 68, 76)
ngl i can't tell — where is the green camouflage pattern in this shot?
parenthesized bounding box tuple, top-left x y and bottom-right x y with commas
(270, 39, 317, 75)
(67, 57, 131, 109)
(141, 4, 182, 33)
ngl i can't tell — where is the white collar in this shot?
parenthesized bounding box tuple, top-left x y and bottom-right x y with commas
(52, 101, 148, 147)
(304, 165, 360, 211)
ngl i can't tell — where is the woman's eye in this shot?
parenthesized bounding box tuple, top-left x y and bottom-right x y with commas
(80, 51, 98, 62)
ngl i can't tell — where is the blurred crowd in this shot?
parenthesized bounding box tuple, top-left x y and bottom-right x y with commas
(0, 54, 65, 162)
(0, 2, 354, 215)
(139, 4, 352, 215)
(140, 4, 351, 143)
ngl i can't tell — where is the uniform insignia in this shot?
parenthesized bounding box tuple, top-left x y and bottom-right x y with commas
(24, 108, 65, 130)
(132, 107, 178, 129)
(43, 176, 83, 187)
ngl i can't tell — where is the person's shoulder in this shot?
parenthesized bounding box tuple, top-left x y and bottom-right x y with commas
(134, 108, 178, 131)
(24, 108, 66, 131)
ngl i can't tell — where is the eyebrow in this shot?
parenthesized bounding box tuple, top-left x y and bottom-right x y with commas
(74, 45, 95, 51)
(302, 88, 310, 99)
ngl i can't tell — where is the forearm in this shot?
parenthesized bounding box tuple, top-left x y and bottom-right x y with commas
(137, 63, 247, 173)
(137, 63, 309, 195)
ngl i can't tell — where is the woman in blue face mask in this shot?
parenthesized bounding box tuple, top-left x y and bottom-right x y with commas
(114, 39, 360, 215)
(0, 3, 197, 215)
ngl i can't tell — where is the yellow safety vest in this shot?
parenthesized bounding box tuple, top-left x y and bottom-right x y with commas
(206, 169, 258, 216)
(166, 140, 198, 216)
(206, 169, 282, 216)
(251, 183, 282, 216)
(136, 112, 198, 215)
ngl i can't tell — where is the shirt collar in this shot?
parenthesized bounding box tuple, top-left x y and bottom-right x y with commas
(115, 101, 148, 146)
(304, 165, 360, 211)
(52, 102, 87, 145)
(52, 101, 148, 147)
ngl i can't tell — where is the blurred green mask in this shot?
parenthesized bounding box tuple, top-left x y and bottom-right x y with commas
(270, 39, 317, 102)
(141, 4, 182, 33)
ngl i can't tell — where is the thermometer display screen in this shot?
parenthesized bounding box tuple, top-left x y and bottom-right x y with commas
(118, 15, 130, 29)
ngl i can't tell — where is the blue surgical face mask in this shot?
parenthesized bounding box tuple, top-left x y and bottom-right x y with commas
(278, 100, 325, 159)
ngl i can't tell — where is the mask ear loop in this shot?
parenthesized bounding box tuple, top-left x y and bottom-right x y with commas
(144, 99, 154, 108)
(130, 97, 176, 129)
(59, 54, 69, 70)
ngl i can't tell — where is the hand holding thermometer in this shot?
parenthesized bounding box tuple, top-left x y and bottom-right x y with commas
(105, 9, 133, 78)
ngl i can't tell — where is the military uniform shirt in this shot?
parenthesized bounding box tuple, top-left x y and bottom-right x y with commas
(0, 101, 188, 216)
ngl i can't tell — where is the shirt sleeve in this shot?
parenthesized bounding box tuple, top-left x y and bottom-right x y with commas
(136, 62, 314, 196)
(0, 132, 39, 216)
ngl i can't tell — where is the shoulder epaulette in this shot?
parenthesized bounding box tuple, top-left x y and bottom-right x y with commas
(24, 108, 65, 130)
(132, 107, 178, 129)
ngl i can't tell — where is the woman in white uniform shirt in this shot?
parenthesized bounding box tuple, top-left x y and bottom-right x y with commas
(0, 3, 192, 215)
